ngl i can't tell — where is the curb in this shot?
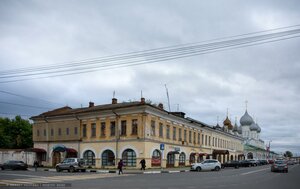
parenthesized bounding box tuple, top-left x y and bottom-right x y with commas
(29, 168, 190, 174)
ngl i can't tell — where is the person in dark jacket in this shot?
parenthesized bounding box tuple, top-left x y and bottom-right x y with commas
(118, 159, 124, 175)
(33, 160, 39, 171)
(140, 159, 146, 170)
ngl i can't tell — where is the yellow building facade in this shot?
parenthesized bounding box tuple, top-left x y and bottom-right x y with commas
(31, 98, 244, 169)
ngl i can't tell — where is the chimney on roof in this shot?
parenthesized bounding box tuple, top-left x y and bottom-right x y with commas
(158, 103, 164, 110)
(89, 101, 94, 107)
(141, 97, 145, 104)
(112, 98, 118, 104)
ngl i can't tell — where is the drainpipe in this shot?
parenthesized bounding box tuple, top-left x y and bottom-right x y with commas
(112, 110, 120, 163)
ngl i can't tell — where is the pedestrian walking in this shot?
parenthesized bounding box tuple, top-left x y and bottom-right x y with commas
(33, 160, 39, 171)
(118, 159, 124, 175)
(140, 159, 146, 170)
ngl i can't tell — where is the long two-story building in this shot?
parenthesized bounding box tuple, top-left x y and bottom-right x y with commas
(31, 98, 244, 169)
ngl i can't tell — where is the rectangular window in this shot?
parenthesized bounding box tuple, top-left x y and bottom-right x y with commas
(197, 133, 200, 144)
(166, 125, 170, 139)
(201, 134, 204, 145)
(193, 132, 196, 144)
(91, 123, 96, 137)
(110, 121, 116, 136)
(159, 123, 163, 138)
(189, 130, 192, 143)
(74, 127, 78, 135)
(121, 120, 127, 136)
(151, 120, 156, 136)
(212, 137, 215, 146)
(205, 135, 207, 146)
(58, 128, 62, 136)
(173, 127, 176, 140)
(51, 129, 54, 136)
(131, 119, 138, 135)
(178, 128, 182, 140)
(101, 122, 106, 137)
(208, 136, 211, 146)
(83, 124, 87, 137)
(66, 128, 69, 135)
(37, 129, 40, 137)
(43, 129, 46, 136)
(184, 130, 187, 141)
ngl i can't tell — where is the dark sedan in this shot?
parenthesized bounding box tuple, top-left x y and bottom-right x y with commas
(239, 160, 253, 167)
(271, 160, 288, 173)
(222, 160, 241, 169)
(0, 160, 28, 170)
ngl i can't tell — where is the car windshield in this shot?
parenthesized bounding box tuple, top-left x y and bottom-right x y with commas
(275, 161, 285, 164)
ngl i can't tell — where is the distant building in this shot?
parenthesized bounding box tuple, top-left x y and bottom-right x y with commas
(30, 98, 244, 169)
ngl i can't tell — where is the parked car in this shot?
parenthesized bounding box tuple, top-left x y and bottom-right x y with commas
(56, 158, 87, 172)
(0, 160, 28, 170)
(258, 160, 268, 165)
(267, 159, 274, 164)
(221, 160, 241, 169)
(271, 160, 288, 173)
(191, 159, 221, 172)
(239, 160, 252, 167)
(248, 160, 258, 166)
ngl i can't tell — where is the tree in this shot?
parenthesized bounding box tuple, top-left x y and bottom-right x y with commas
(0, 116, 33, 149)
(284, 151, 293, 158)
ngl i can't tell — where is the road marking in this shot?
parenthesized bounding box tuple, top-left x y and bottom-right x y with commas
(0, 173, 41, 178)
(240, 168, 269, 176)
(0, 173, 132, 185)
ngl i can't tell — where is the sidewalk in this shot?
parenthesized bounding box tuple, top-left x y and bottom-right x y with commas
(28, 167, 191, 174)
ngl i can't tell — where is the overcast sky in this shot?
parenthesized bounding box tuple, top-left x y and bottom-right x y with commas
(1, 0, 300, 155)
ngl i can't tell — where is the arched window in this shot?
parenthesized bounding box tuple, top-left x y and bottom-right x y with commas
(151, 150, 161, 167)
(179, 152, 186, 166)
(189, 153, 196, 164)
(102, 150, 115, 166)
(122, 149, 136, 167)
(167, 152, 175, 167)
(83, 150, 95, 166)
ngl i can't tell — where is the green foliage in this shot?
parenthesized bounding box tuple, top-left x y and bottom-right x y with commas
(284, 151, 293, 158)
(0, 116, 33, 149)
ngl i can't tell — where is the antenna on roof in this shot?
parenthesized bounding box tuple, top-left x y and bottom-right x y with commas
(164, 84, 171, 111)
(245, 100, 248, 111)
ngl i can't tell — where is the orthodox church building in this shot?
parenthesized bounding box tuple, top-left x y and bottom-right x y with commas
(220, 108, 277, 160)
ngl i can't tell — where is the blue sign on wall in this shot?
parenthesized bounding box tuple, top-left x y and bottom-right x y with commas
(160, 143, 165, 150)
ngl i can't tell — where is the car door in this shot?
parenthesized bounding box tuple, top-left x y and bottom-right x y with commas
(207, 160, 215, 170)
(201, 160, 210, 170)
(61, 159, 69, 169)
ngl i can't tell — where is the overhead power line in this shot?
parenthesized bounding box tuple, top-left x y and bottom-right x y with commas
(1, 25, 300, 83)
(0, 90, 64, 106)
(0, 101, 52, 110)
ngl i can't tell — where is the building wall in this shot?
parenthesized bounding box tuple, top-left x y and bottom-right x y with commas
(31, 103, 244, 168)
(0, 150, 36, 166)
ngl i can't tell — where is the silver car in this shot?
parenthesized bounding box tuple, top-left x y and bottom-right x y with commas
(56, 158, 86, 172)
(191, 159, 221, 172)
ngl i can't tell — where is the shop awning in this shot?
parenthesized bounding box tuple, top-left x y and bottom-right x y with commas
(190, 153, 197, 156)
(212, 150, 229, 155)
(53, 145, 66, 152)
(66, 148, 77, 153)
(26, 148, 47, 153)
(168, 151, 180, 155)
(238, 154, 245, 157)
(198, 153, 207, 156)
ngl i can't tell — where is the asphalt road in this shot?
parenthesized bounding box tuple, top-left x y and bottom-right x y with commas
(0, 164, 299, 189)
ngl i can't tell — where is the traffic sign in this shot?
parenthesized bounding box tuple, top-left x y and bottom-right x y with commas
(160, 143, 165, 150)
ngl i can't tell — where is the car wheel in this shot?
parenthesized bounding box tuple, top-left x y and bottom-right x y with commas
(235, 165, 239, 169)
(214, 166, 220, 171)
(1, 167, 4, 170)
(196, 167, 201, 172)
(56, 167, 61, 172)
(69, 166, 75, 173)
(81, 169, 86, 172)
